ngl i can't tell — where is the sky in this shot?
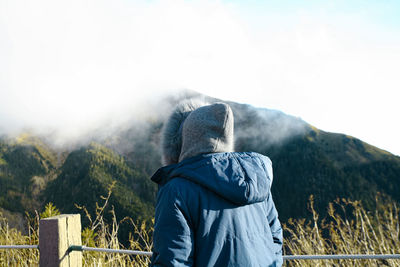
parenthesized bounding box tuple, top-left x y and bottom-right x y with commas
(0, 0, 399, 155)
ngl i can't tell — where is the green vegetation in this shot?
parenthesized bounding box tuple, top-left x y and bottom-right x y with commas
(0, 134, 58, 215)
(284, 195, 400, 266)
(1, 194, 399, 266)
(260, 133, 400, 222)
(1, 99, 400, 260)
(1, 188, 153, 266)
(1, 102, 400, 228)
(43, 143, 156, 245)
(78, 186, 153, 266)
(227, 101, 400, 223)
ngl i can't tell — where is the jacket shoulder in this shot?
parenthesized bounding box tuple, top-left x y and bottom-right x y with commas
(232, 152, 273, 184)
(236, 152, 271, 162)
(158, 176, 203, 200)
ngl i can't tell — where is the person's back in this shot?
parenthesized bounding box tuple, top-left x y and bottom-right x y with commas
(151, 101, 283, 266)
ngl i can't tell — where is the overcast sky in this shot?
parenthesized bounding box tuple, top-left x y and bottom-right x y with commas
(1, 0, 399, 155)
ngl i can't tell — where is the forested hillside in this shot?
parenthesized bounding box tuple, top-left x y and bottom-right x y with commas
(1, 93, 399, 240)
(0, 134, 58, 214)
(44, 143, 155, 224)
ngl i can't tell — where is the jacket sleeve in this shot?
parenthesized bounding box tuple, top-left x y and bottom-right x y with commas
(264, 157, 283, 255)
(266, 193, 283, 261)
(267, 195, 283, 250)
(151, 182, 194, 267)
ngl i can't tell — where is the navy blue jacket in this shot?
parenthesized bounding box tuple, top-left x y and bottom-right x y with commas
(150, 152, 283, 267)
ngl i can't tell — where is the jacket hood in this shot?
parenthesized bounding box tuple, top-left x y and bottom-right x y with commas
(151, 152, 273, 205)
(160, 99, 208, 166)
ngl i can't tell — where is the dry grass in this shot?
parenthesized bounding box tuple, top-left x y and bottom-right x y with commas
(76, 183, 153, 266)
(1, 192, 399, 266)
(0, 211, 39, 266)
(0, 183, 153, 267)
(283, 195, 400, 266)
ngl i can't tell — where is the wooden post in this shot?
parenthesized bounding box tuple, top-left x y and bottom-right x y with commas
(39, 214, 82, 267)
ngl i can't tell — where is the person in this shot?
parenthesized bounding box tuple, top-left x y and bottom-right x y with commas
(150, 100, 283, 267)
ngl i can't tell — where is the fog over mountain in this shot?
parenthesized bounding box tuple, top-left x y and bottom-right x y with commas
(1, 91, 400, 248)
(1, 0, 400, 156)
(0, 88, 309, 152)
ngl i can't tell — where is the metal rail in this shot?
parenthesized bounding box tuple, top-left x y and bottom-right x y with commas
(69, 245, 153, 256)
(2, 245, 400, 261)
(0, 245, 38, 249)
(283, 254, 400, 260)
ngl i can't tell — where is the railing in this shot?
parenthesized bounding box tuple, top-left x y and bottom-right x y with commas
(0, 245, 38, 250)
(283, 254, 400, 260)
(1, 214, 400, 266)
(2, 244, 400, 260)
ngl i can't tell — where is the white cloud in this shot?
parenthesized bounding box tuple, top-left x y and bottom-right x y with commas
(0, 0, 399, 155)
(0, 0, 258, 132)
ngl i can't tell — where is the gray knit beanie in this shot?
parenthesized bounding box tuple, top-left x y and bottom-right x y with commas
(179, 102, 234, 162)
(161, 99, 207, 166)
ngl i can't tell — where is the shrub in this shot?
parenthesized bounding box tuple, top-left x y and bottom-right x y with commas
(1, 193, 399, 266)
(283, 195, 400, 266)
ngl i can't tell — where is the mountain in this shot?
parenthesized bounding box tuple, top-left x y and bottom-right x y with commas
(224, 101, 400, 221)
(43, 142, 156, 227)
(0, 133, 58, 213)
(1, 92, 399, 237)
(259, 129, 400, 221)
